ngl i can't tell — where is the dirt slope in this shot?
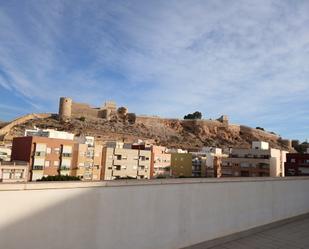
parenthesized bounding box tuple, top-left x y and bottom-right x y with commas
(3, 115, 292, 151)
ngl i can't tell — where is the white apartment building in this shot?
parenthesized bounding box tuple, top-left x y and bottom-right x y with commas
(25, 128, 75, 140)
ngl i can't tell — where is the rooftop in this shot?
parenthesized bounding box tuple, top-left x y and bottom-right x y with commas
(189, 214, 309, 249)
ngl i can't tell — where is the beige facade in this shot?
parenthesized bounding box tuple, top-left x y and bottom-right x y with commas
(72, 140, 103, 181)
(102, 144, 151, 180)
(0, 161, 28, 182)
(221, 141, 287, 177)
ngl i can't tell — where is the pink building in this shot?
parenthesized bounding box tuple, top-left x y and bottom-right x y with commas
(151, 146, 171, 178)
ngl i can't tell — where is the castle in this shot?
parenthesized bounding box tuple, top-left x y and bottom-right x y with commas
(58, 97, 133, 122)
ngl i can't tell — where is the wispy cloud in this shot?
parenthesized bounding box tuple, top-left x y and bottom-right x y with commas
(0, 0, 308, 139)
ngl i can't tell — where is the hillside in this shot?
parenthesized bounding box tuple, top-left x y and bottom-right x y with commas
(1, 114, 293, 151)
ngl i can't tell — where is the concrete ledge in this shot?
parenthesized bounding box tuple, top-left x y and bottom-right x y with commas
(1, 176, 309, 191)
(183, 213, 309, 249)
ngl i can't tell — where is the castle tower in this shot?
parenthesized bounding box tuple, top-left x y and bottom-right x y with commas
(58, 97, 72, 121)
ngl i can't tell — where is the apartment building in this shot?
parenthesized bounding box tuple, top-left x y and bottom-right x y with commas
(170, 153, 192, 177)
(72, 136, 103, 181)
(25, 128, 75, 140)
(203, 147, 228, 177)
(151, 145, 171, 178)
(102, 142, 151, 180)
(190, 147, 227, 177)
(11, 136, 75, 181)
(221, 141, 287, 177)
(191, 153, 206, 177)
(0, 161, 28, 183)
(285, 152, 309, 176)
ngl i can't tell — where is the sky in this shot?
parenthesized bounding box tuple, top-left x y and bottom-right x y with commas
(0, 0, 308, 140)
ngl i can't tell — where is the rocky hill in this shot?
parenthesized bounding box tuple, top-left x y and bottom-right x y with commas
(1, 114, 293, 151)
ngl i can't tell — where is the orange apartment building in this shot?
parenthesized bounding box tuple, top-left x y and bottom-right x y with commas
(11, 136, 75, 181)
(151, 145, 171, 178)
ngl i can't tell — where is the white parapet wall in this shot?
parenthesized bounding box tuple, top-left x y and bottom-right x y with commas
(1, 177, 309, 249)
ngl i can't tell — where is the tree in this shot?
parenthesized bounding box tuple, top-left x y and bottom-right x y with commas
(184, 111, 202, 120)
(127, 113, 136, 124)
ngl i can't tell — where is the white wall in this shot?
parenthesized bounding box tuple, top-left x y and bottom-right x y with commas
(0, 177, 309, 249)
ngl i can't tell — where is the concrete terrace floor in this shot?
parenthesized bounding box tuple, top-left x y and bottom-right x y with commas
(206, 216, 309, 249)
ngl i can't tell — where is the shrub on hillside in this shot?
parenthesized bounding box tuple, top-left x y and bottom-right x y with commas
(184, 111, 202, 120)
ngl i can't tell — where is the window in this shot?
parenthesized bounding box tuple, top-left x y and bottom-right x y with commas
(258, 163, 269, 169)
(33, 165, 43, 170)
(45, 161, 50, 167)
(116, 155, 122, 160)
(240, 162, 249, 168)
(54, 161, 59, 166)
(62, 153, 72, 157)
(291, 158, 296, 163)
(46, 147, 51, 154)
(35, 151, 45, 157)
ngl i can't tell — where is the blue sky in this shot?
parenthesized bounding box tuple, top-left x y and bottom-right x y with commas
(0, 0, 308, 140)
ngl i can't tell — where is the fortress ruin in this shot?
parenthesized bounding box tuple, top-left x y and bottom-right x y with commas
(58, 97, 129, 121)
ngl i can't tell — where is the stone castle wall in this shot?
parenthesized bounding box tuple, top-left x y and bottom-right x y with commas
(71, 102, 101, 119)
(0, 113, 52, 138)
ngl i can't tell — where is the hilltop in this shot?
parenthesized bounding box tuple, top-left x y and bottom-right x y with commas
(0, 113, 293, 151)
